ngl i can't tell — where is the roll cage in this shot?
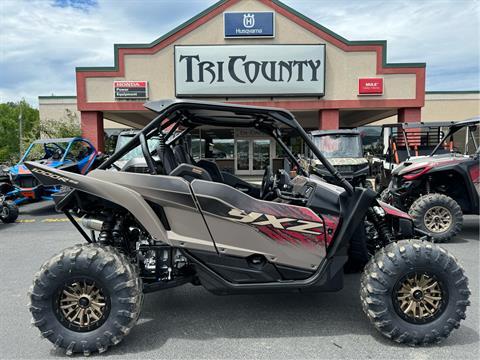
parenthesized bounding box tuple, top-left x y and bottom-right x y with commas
(100, 99, 354, 195)
(430, 118, 480, 156)
(19, 137, 96, 164)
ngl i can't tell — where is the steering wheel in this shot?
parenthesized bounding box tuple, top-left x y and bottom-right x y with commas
(51, 148, 63, 160)
(260, 165, 274, 199)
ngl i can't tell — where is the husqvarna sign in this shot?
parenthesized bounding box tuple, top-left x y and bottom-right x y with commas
(224, 11, 275, 38)
(174, 44, 326, 97)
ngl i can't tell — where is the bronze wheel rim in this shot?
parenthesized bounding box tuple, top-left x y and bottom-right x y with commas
(395, 272, 444, 323)
(57, 279, 109, 331)
(424, 206, 452, 233)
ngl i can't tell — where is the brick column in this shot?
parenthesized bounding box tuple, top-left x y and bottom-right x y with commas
(398, 107, 421, 123)
(398, 107, 422, 147)
(318, 109, 339, 130)
(81, 111, 104, 152)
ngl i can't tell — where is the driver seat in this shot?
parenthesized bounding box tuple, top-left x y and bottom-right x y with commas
(173, 141, 224, 183)
(159, 144, 212, 182)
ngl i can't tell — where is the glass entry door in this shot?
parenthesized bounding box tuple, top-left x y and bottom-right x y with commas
(235, 138, 272, 175)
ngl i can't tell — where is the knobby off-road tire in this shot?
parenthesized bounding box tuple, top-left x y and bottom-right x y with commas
(409, 193, 463, 242)
(28, 244, 143, 355)
(360, 240, 470, 345)
(0, 201, 19, 223)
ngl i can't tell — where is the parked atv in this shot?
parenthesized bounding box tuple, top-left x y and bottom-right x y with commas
(382, 118, 479, 242)
(0, 137, 100, 204)
(0, 197, 18, 223)
(304, 129, 371, 188)
(26, 100, 470, 355)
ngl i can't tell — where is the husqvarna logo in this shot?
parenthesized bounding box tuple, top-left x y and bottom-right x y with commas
(224, 11, 274, 38)
(31, 168, 79, 185)
(243, 13, 255, 28)
(227, 208, 323, 235)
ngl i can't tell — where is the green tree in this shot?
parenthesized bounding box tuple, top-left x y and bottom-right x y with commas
(0, 100, 40, 164)
(40, 109, 81, 139)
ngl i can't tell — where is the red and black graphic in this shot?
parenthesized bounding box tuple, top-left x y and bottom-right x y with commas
(196, 194, 340, 248)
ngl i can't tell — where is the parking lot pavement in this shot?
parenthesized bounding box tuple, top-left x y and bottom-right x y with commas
(0, 202, 478, 359)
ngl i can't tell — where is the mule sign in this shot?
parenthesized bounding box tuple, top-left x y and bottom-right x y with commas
(358, 78, 383, 95)
(174, 45, 326, 97)
(224, 11, 275, 38)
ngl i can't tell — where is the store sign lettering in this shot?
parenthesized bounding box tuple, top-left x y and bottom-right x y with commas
(175, 45, 325, 96)
(224, 12, 275, 38)
(358, 78, 383, 95)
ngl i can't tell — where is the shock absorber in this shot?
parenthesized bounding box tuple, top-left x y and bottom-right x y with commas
(367, 208, 394, 245)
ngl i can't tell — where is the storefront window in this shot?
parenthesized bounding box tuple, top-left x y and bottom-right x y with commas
(211, 139, 234, 159)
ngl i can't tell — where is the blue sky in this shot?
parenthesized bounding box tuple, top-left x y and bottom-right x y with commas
(0, 0, 479, 106)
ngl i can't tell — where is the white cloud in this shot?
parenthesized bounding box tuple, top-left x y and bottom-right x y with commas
(0, 0, 478, 107)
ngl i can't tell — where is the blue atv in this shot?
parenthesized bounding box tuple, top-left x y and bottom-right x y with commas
(0, 137, 101, 204)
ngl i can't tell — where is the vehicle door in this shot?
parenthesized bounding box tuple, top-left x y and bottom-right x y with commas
(190, 180, 327, 271)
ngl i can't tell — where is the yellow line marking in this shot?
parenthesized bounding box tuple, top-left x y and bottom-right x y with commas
(41, 218, 71, 223)
(12, 217, 80, 224)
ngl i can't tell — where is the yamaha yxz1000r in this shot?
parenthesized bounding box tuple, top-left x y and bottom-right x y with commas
(26, 100, 470, 355)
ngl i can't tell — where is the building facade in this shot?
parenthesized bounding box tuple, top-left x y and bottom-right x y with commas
(39, 0, 479, 176)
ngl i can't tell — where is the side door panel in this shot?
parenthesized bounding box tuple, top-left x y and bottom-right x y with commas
(191, 180, 327, 270)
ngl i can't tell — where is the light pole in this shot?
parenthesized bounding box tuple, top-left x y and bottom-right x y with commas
(19, 107, 23, 159)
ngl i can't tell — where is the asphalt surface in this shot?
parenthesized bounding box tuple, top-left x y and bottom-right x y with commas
(0, 201, 479, 359)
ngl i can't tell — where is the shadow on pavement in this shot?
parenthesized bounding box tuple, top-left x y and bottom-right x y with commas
(48, 272, 478, 357)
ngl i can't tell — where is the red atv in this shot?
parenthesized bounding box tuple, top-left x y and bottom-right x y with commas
(382, 118, 479, 241)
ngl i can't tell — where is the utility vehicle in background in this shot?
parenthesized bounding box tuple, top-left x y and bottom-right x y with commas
(0, 137, 100, 204)
(26, 100, 470, 355)
(303, 129, 370, 188)
(382, 118, 479, 242)
(372, 122, 456, 193)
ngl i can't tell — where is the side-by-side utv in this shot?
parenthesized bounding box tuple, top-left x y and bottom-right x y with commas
(303, 129, 370, 188)
(26, 100, 470, 355)
(382, 118, 479, 242)
(373, 122, 456, 193)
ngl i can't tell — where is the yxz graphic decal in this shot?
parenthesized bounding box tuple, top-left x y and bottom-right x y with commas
(225, 208, 324, 249)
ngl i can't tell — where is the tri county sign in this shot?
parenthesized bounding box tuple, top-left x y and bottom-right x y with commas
(174, 44, 326, 97)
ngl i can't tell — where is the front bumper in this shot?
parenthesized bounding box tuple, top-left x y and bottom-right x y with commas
(5, 184, 61, 203)
(386, 177, 422, 210)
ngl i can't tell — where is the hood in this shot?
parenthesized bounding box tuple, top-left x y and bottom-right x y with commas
(311, 157, 368, 166)
(393, 154, 470, 177)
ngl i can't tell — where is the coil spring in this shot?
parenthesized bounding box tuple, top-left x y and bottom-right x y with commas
(158, 133, 165, 153)
(367, 208, 394, 245)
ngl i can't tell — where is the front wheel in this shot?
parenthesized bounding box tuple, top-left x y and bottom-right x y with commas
(0, 201, 19, 223)
(28, 244, 143, 355)
(361, 240, 470, 345)
(409, 193, 463, 242)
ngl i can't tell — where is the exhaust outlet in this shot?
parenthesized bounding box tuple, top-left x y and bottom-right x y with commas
(81, 217, 104, 232)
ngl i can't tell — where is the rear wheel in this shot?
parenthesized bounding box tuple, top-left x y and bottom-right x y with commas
(28, 244, 143, 355)
(360, 240, 470, 345)
(0, 201, 19, 223)
(409, 193, 463, 242)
